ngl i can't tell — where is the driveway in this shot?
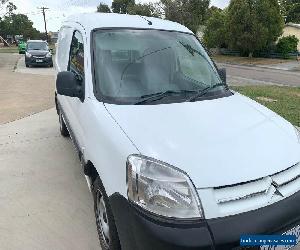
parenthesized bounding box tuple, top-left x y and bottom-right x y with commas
(0, 53, 100, 249)
(15, 55, 56, 76)
(0, 54, 54, 124)
(0, 53, 20, 70)
(219, 63, 300, 87)
(0, 109, 100, 249)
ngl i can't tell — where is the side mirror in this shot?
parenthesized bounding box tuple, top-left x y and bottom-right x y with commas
(218, 68, 227, 85)
(56, 71, 84, 101)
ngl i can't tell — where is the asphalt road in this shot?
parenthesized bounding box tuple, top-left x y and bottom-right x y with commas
(219, 63, 300, 87)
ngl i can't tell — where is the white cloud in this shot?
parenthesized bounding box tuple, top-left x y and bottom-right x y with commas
(10, 0, 110, 32)
(135, 0, 230, 6)
(9, 0, 230, 32)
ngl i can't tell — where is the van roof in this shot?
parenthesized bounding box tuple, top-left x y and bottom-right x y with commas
(64, 13, 192, 34)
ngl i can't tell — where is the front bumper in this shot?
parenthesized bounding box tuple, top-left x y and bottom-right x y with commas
(25, 56, 53, 66)
(109, 191, 300, 250)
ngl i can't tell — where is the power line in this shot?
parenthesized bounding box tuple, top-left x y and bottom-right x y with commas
(18, 11, 41, 16)
(38, 7, 49, 42)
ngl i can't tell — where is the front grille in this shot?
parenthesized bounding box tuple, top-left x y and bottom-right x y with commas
(272, 163, 300, 197)
(200, 163, 300, 218)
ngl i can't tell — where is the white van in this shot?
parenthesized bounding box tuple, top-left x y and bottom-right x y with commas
(55, 13, 300, 250)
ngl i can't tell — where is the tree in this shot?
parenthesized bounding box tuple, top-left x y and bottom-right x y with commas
(0, 3, 42, 41)
(127, 3, 159, 17)
(207, 5, 222, 19)
(279, 0, 300, 23)
(97, 2, 111, 13)
(203, 9, 227, 48)
(286, 4, 300, 23)
(160, 0, 210, 33)
(188, 0, 210, 33)
(6, 1, 16, 14)
(111, 0, 135, 14)
(227, 0, 284, 57)
(0, 13, 41, 41)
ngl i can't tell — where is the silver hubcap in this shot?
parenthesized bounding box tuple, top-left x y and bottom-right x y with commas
(96, 190, 110, 248)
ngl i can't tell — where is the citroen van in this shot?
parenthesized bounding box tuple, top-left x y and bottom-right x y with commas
(55, 13, 300, 250)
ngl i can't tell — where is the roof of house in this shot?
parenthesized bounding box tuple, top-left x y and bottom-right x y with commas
(64, 13, 192, 34)
(285, 23, 300, 29)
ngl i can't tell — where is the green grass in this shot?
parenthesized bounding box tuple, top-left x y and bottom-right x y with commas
(231, 85, 300, 127)
(0, 47, 18, 53)
(213, 55, 294, 65)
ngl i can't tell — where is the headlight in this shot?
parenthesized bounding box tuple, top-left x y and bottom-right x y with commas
(126, 155, 203, 219)
(25, 52, 32, 58)
(295, 126, 300, 143)
(46, 52, 52, 58)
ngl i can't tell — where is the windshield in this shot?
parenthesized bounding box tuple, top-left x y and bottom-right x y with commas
(27, 42, 48, 51)
(93, 29, 226, 104)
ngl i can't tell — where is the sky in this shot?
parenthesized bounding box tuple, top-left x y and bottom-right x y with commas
(2, 0, 230, 32)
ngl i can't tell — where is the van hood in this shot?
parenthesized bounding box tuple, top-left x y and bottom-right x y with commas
(105, 94, 300, 188)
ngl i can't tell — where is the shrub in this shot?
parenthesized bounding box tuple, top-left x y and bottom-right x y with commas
(276, 35, 299, 58)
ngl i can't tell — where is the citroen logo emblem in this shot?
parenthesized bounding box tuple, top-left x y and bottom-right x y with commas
(271, 180, 284, 198)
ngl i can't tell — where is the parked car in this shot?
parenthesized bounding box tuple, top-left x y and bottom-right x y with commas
(55, 13, 300, 250)
(18, 40, 26, 54)
(25, 40, 53, 67)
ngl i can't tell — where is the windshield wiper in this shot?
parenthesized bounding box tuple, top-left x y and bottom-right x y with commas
(134, 90, 196, 105)
(187, 83, 227, 102)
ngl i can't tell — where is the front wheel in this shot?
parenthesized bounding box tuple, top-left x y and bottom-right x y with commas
(92, 177, 121, 250)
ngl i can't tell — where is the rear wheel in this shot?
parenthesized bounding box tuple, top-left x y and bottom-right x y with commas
(59, 110, 69, 137)
(25, 64, 29, 68)
(92, 177, 121, 250)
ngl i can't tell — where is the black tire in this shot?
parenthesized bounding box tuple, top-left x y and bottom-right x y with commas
(25, 64, 29, 68)
(59, 110, 69, 137)
(50, 64, 53, 68)
(92, 177, 121, 250)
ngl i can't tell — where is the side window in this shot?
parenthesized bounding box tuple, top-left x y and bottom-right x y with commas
(69, 31, 84, 77)
(57, 26, 73, 71)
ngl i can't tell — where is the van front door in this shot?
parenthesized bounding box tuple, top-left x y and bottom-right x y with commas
(66, 29, 86, 151)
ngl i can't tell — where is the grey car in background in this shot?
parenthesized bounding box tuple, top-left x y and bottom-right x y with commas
(25, 40, 53, 68)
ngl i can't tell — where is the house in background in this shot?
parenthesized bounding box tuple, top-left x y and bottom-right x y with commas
(196, 25, 206, 41)
(48, 31, 59, 44)
(282, 23, 300, 51)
